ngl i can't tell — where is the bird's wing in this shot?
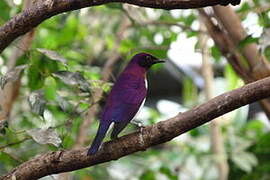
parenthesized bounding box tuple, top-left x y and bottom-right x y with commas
(115, 73, 147, 105)
(110, 103, 141, 123)
(102, 73, 147, 123)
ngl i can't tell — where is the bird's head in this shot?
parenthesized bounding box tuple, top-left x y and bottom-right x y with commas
(131, 53, 165, 70)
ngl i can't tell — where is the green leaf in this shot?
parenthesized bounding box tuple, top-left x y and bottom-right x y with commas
(52, 71, 90, 92)
(231, 151, 258, 173)
(0, 1, 11, 23)
(211, 46, 222, 62)
(0, 65, 27, 89)
(27, 128, 62, 147)
(27, 65, 45, 90)
(258, 12, 270, 28)
(62, 134, 74, 149)
(44, 77, 57, 101)
(37, 48, 67, 66)
(186, 31, 198, 38)
(159, 167, 178, 180)
(183, 77, 198, 107)
(264, 46, 270, 60)
(105, 3, 123, 10)
(0, 152, 20, 167)
(238, 35, 259, 49)
(119, 39, 136, 53)
(224, 64, 240, 90)
(236, 2, 251, 13)
(255, 133, 270, 153)
(244, 120, 264, 138)
(140, 170, 156, 180)
(3, 128, 19, 144)
(56, 95, 72, 112)
(183, 14, 196, 26)
(105, 35, 116, 50)
(28, 90, 47, 117)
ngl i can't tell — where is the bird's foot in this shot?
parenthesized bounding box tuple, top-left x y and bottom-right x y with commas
(131, 119, 145, 134)
(130, 119, 145, 129)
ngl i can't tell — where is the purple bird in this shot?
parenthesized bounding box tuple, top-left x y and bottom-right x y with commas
(87, 53, 165, 155)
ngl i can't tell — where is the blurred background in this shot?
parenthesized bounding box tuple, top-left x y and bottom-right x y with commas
(0, 0, 270, 179)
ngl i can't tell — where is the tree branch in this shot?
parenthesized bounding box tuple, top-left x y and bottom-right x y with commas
(213, 6, 270, 79)
(1, 76, 270, 180)
(199, 7, 270, 121)
(0, 0, 241, 54)
(198, 9, 251, 82)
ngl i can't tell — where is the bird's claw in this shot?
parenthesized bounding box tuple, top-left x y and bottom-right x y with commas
(131, 119, 145, 128)
(130, 119, 145, 134)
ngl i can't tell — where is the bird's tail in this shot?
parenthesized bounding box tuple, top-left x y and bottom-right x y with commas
(87, 122, 111, 155)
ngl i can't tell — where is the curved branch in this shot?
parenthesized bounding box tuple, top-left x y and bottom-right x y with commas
(0, 0, 241, 53)
(1, 76, 270, 180)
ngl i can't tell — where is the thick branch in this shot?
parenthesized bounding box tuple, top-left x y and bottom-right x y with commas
(199, 8, 270, 120)
(198, 9, 250, 82)
(213, 6, 270, 79)
(0, 0, 241, 53)
(2, 76, 270, 180)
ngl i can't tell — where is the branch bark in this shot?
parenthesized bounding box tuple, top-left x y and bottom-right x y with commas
(0, 0, 241, 54)
(198, 9, 251, 82)
(213, 6, 270, 79)
(1, 76, 270, 180)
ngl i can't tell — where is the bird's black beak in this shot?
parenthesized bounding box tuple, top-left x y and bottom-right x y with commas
(153, 59, 166, 64)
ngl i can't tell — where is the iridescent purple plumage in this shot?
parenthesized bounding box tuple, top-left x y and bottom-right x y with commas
(87, 53, 164, 155)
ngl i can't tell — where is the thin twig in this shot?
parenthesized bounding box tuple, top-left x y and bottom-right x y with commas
(0, 137, 31, 150)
